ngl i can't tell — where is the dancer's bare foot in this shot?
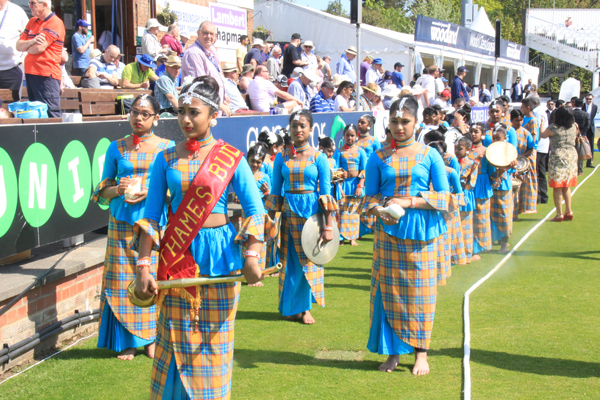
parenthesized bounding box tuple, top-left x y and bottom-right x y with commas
(145, 343, 155, 359)
(498, 243, 510, 254)
(283, 313, 303, 321)
(301, 311, 315, 324)
(248, 281, 264, 287)
(412, 352, 430, 375)
(378, 355, 399, 372)
(117, 348, 136, 360)
(270, 272, 279, 277)
(471, 254, 481, 261)
(350, 239, 358, 246)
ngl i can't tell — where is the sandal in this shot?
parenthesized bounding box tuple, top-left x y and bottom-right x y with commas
(550, 215, 564, 222)
(564, 212, 574, 221)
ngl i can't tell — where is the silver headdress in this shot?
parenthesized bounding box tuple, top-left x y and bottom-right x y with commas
(139, 94, 149, 108)
(178, 82, 219, 109)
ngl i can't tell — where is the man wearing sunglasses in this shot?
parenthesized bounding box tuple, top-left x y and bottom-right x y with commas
(16, 0, 65, 117)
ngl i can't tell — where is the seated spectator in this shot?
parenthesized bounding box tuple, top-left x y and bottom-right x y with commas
(244, 39, 265, 68)
(154, 54, 181, 114)
(274, 74, 289, 103)
(222, 62, 249, 113)
(381, 85, 400, 110)
(288, 69, 319, 109)
(287, 67, 303, 86)
(160, 24, 183, 56)
(479, 83, 492, 103)
(82, 45, 119, 89)
(239, 64, 254, 93)
(60, 48, 75, 91)
(114, 53, 125, 80)
(122, 54, 159, 89)
(358, 82, 380, 111)
(142, 18, 169, 60)
(301, 41, 318, 75)
(434, 89, 451, 107)
(0, 99, 14, 119)
(334, 80, 355, 111)
(310, 80, 335, 113)
(247, 65, 302, 112)
(321, 55, 332, 80)
(266, 46, 282, 82)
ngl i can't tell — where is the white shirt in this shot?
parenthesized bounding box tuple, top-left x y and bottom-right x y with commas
(0, 2, 28, 71)
(435, 77, 445, 96)
(365, 67, 379, 85)
(301, 52, 318, 75)
(141, 30, 162, 60)
(334, 95, 350, 111)
(533, 105, 550, 153)
(421, 75, 436, 103)
(247, 76, 278, 112)
(433, 98, 447, 108)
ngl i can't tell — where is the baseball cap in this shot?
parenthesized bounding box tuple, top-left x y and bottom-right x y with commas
(394, 62, 404, 68)
(291, 33, 302, 40)
(76, 19, 91, 28)
(457, 66, 469, 73)
(277, 74, 289, 87)
(441, 89, 451, 97)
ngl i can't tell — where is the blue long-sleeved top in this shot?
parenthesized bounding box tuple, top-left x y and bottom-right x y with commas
(483, 120, 518, 148)
(451, 76, 469, 103)
(363, 144, 450, 241)
(357, 135, 382, 159)
(334, 146, 367, 197)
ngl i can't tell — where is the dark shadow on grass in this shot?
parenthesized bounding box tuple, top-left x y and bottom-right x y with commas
(512, 250, 600, 261)
(42, 346, 145, 361)
(236, 310, 282, 322)
(325, 283, 370, 292)
(234, 349, 382, 371)
(436, 348, 600, 378)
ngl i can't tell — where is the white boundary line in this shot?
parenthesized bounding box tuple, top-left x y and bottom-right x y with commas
(462, 166, 599, 400)
(0, 332, 98, 386)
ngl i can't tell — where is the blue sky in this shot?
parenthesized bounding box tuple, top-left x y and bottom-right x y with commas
(291, 0, 350, 14)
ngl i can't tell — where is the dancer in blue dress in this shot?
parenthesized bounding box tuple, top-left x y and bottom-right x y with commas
(356, 114, 381, 236)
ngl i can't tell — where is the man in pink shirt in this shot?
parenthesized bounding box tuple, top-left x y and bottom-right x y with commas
(247, 65, 302, 112)
(160, 24, 182, 56)
(181, 21, 230, 115)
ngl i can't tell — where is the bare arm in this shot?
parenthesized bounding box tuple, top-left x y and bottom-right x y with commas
(275, 89, 302, 106)
(540, 127, 554, 139)
(166, 93, 178, 109)
(122, 79, 149, 89)
(250, 59, 257, 68)
(76, 37, 94, 54)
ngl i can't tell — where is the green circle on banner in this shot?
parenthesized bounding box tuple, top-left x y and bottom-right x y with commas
(58, 141, 92, 218)
(18, 143, 58, 227)
(92, 138, 111, 210)
(0, 148, 18, 238)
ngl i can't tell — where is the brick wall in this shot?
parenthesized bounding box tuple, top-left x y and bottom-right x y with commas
(0, 263, 103, 374)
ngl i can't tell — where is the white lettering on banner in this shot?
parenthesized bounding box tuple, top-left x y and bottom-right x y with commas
(246, 124, 289, 151)
(211, 8, 246, 29)
(29, 162, 47, 209)
(210, 3, 247, 51)
(430, 21, 459, 45)
(469, 33, 495, 53)
(506, 43, 522, 60)
(68, 157, 85, 203)
(98, 154, 105, 181)
(156, 0, 210, 37)
(0, 166, 6, 217)
(471, 107, 490, 123)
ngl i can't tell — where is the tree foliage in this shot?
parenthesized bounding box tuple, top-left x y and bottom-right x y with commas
(324, 0, 348, 18)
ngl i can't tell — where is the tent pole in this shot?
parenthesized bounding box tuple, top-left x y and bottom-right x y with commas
(356, 23, 362, 112)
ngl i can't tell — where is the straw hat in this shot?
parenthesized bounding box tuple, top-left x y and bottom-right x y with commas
(346, 46, 357, 55)
(89, 48, 102, 59)
(146, 18, 164, 30)
(252, 38, 265, 47)
(331, 74, 349, 86)
(222, 62, 237, 73)
(241, 64, 254, 75)
(362, 82, 380, 95)
(299, 69, 319, 83)
(381, 85, 400, 98)
(302, 40, 315, 49)
(291, 67, 304, 79)
(164, 54, 182, 67)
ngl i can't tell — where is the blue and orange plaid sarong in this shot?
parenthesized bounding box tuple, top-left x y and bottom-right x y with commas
(474, 198, 492, 253)
(450, 206, 467, 265)
(460, 210, 474, 261)
(339, 196, 361, 240)
(370, 223, 438, 350)
(436, 232, 451, 286)
(517, 157, 538, 214)
(491, 189, 513, 241)
(150, 282, 241, 400)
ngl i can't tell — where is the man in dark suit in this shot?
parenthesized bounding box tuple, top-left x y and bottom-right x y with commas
(583, 93, 597, 167)
(572, 98, 590, 174)
(511, 77, 523, 102)
(546, 99, 555, 122)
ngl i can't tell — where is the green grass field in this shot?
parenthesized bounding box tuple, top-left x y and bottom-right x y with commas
(1, 169, 599, 400)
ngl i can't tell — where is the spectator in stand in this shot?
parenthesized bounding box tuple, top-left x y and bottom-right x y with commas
(511, 77, 523, 102)
(81, 47, 117, 89)
(274, 74, 289, 103)
(222, 62, 249, 113)
(154, 54, 181, 115)
(360, 55, 373, 85)
(479, 83, 492, 103)
(266, 45, 281, 82)
(114, 52, 125, 80)
(381, 85, 400, 110)
(282, 33, 307, 77)
(239, 64, 254, 93)
(321, 55, 332, 80)
(310, 80, 335, 113)
(301, 40, 318, 75)
(160, 24, 182, 56)
(410, 73, 420, 88)
(288, 69, 319, 109)
(180, 31, 190, 51)
(358, 82, 380, 111)
(583, 94, 597, 167)
(181, 21, 230, 116)
(524, 78, 533, 97)
(391, 62, 405, 88)
(247, 65, 301, 112)
(421, 65, 439, 106)
(60, 47, 75, 91)
(16, 0, 65, 117)
(565, 17, 573, 28)
(435, 68, 445, 96)
(434, 89, 451, 107)
(451, 66, 470, 104)
(122, 54, 158, 89)
(365, 58, 382, 86)
(142, 18, 169, 60)
(336, 46, 357, 84)
(71, 19, 93, 77)
(334, 80, 354, 112)
(244, 38, 265, 68)
(0, 0, 28, 102)
(236, 35, 249, 72)
(0, 99, 15, 118)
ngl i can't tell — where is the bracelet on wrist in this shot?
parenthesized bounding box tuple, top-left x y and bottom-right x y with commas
(244, 250, 260, 259)
(323, 225, 333, 231)
(410, 197, 417, 209)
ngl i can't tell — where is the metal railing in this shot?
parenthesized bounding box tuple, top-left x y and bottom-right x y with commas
(529, 54, 575, 85)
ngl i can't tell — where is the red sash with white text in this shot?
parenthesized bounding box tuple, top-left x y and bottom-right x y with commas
(157, 140, 243, 296)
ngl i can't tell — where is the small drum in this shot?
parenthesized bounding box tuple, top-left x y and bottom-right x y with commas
(515, 156, 529, 174)
(332, 168, 345, 183)
(301, 214, 340, 265)
(511, 177, 523, 192)
(485, 141, 518, 168)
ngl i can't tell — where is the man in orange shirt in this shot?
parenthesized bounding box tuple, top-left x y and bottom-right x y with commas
(16, 0, 65, 117)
